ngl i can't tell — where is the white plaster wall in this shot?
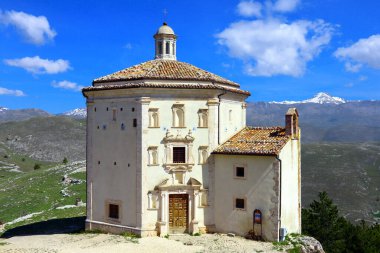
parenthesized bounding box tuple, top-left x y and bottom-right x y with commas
(219, 97, 245, 144)
(87, 98, 139, 227)
(279, 139, 301, 234)
(214, 155, 278, 241)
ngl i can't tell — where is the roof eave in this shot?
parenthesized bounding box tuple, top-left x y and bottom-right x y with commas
(211, 151, 279, 156)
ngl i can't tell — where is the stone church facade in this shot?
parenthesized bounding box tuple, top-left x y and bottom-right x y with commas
(82, 23, 301, 241)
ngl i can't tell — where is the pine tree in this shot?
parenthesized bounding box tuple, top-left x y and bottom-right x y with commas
(302, 191, 348, 253)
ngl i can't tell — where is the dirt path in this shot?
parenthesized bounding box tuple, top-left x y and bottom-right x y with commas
(0, 233, 282, 253)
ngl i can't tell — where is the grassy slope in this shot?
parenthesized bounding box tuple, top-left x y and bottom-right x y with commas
(0, 161, 86, 231)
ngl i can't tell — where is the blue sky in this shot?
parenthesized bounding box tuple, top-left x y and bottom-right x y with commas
(0, 0, 380, 113)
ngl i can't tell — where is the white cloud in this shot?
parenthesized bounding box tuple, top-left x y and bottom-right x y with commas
(0, 87, 25, 96)
(273, 0, 300, 12)
(124, 43, 132, 49)
(4, 56, 70, 74)
(216, 19, 334, 77)
(0, 10, 56, 45)
(334, 34, 380, 72)
(237, 1, 262, 18)
(52, 80, 84, 91)
(344, 62, 361, 73)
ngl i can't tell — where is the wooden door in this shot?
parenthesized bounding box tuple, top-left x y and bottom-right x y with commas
(169, 194, 188, 233)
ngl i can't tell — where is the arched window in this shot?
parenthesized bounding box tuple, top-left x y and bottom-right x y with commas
(229, 109, 233, 121)
(166, 41, 170, 55)
(172, 105, 185, 127)
(198, 109, 208, 127)
(152, 150, 158, 165)
(149, 108, 159, 127)
(158, 41, 163, 55)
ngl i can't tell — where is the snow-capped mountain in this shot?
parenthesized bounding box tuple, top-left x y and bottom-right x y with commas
(63, 108, 87, 118)
(0, 107, 9, 112)
(270, 92, 346, 105)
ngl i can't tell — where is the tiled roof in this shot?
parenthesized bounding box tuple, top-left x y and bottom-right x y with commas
(212, 127, 290, 156)
(93, 59, 239, 87)
(82, 82, 250, 95)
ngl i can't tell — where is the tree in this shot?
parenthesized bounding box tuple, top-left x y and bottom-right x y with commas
(62, 157, 68, 164)
(302, 191, 348, 253)
(33, 163, 41, 170)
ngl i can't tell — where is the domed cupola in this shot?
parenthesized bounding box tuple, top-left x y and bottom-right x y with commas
(154, 22, 177, 60)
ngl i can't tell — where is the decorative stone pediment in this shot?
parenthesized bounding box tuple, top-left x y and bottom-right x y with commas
(163, 129, 194, 143)
(154, 177, 202, 191)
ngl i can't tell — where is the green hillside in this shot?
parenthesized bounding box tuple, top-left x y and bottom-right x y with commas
(0, 161, 86, 232)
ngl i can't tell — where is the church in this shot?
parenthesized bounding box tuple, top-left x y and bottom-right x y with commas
(82, 23, 301, 241)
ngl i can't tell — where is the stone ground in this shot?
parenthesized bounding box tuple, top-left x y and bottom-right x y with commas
(0, 233, 284, 253)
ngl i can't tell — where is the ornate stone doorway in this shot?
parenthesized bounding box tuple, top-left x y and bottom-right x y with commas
(168, 194, 188, 233)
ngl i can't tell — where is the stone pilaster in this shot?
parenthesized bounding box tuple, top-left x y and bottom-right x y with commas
(135, 97, 151, 228)
(86, 99, 94, 230)
(242, 102, 247, 127)
(207, 98, 219, 150)
(269, 160, 281, 241)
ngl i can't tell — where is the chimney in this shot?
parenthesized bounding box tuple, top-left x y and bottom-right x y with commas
(285, 108, 299, 139)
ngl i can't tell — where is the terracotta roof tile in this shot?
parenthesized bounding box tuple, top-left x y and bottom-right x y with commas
(93, 59, 239, 87)
(212, 127, 290, 156)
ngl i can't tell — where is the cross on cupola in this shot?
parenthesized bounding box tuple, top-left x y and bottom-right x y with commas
(154, 22, 177, 60)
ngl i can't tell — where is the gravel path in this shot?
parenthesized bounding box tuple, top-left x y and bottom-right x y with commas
(0, 233, 282, 253)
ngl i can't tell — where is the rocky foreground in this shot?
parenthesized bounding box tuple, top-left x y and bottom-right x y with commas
(0, 233, 324, 253)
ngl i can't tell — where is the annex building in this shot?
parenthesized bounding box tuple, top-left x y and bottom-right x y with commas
(82, 23, 301, 241)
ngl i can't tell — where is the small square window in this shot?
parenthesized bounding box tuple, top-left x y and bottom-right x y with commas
(109, 204, 119, 219)
(236, 167, 245, 177)
(173, 147, 186, 163)
(235, 198, 245, 209)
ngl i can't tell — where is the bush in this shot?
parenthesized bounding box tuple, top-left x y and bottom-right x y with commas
(33, 163, 41, 170)
(62, 157, 68, 164)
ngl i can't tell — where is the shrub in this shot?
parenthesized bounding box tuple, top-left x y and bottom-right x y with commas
(62, 157, 68, 164)
(33, 163, 41, 170)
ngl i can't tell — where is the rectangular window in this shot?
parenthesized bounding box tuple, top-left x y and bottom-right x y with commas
(235, 198, 245, 210)
(109, 204, 119, 219)
(173, 147, 186, 163)
(112, 108, 117, 121)
(133, 118, 137, 127)
(236, 167, 245, 177)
